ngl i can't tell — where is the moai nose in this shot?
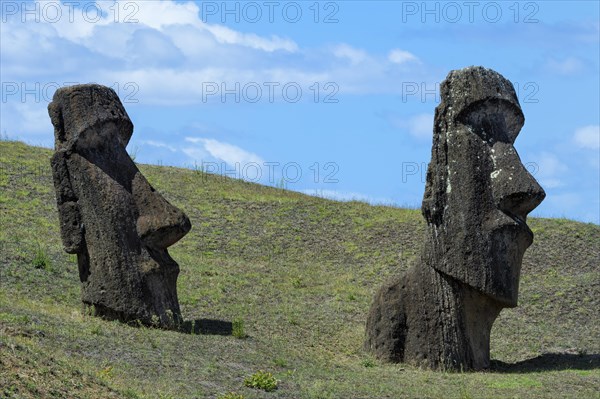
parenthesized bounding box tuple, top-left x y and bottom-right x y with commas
(133, 172, 191, 249)
(490, 141, 546, 220)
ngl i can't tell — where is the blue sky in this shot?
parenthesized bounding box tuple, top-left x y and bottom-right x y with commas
(1, 0, 599, 223)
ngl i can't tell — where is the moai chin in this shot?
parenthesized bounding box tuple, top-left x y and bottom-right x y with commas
(365, 66, 546, 370)
(48, 84, 191, 329)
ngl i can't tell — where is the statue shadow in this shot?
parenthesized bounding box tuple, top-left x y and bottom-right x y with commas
(179, 319, 232, 336)
(491, 353, 600, 373)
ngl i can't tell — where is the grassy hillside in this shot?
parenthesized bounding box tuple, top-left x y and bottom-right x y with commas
(1, 140, 598, 399)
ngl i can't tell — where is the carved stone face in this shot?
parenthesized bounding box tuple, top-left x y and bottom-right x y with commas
(69, 117, 190, 273)
(422, 67, 545, 307)
(49, 84, 190, 326)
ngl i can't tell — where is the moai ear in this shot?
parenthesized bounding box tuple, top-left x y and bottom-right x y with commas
(51, 150, 83, 254)
(457, 99, 524, 144)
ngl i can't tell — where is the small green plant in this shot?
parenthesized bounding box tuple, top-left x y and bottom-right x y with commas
(90, 324, 103, 335)
(123, 389, 141, 399)
(244, 370, 278, 392)
(32, 244, 51, 271)
(150, 314, 162, 327)
(232, 318, 246, 339)
(97, 365, 114, 380)
(361, 358, 376, 368)
(459, 378, 474, 399)
(291, 277, 305, 288)
(217, 393, 245, 399)
(82, 303, 95, 317)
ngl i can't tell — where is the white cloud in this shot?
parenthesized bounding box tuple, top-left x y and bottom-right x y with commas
(139, 140, 177, 152)
(1, 0, 429, 109)
(1, 0, 431, 110)
(119, 0, 202, 29)
(333, 44, 369, 64)
(388, 49, 419, 65)
(181, 146, 210, 163)
(574, 125, 600, 150)
(37, 0, 115, 42)
(32, 0, 297, 53)
(126, 28, 185, 68)
(122, 0, 297, 53)
(204, 24, 298, 53)
(1, 0, 297, 72)
(184, 137, 264, 166)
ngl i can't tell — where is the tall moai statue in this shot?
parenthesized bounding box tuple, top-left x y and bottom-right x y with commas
(48, 84, 191, 328)
(365, 67, 546, 370)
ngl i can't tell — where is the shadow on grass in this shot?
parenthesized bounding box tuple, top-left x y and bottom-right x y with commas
(179, 319, 232, 336)
(491, 353, 600, 373)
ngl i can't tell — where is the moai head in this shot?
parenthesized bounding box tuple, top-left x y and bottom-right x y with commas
(48, 84, 191, 328)
(422, 67, 545, 306)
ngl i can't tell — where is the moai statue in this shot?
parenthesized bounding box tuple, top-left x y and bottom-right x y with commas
(365, 67, 546, 370)
(48, 84, 191, 329)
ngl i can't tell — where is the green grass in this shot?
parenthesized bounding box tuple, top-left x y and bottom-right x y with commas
(244, 371, 278, 392)
(217, 393, 245, 399)
(232, 318, 246, 339)
(32, 244, 52, 271)
(1, 140, 599, 398)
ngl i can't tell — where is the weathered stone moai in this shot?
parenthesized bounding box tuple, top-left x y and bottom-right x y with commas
(49, 84, 191, 328)
(365, 67, 546, 370)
